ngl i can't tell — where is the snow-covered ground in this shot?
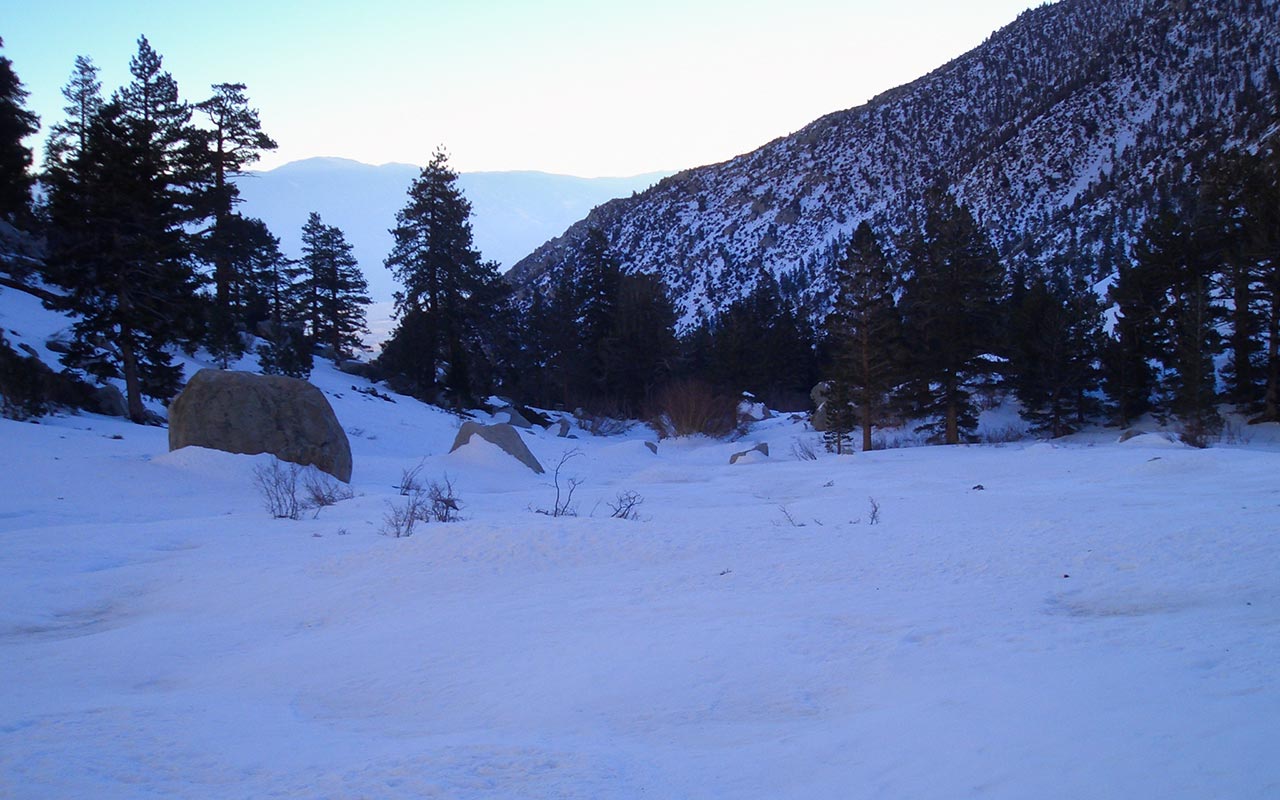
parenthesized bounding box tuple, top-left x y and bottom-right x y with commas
(3, 288, 1279, 798)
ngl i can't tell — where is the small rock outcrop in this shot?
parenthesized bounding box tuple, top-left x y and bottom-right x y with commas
(729, 442, 769, 465)
(168, 369, 352, 481)
(449, 422, 545, 473)
(494, 405, 534, 429)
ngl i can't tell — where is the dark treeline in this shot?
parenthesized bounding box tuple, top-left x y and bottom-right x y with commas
(3, 37, 1278, 446)
(820, 137, 1280, 451)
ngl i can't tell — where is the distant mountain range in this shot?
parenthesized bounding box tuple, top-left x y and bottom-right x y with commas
(236, 158, 670, 302)
(508, 0, 1280, 330)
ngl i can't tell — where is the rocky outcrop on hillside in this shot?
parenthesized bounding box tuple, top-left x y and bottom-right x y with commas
(508, 0, 1280, 329)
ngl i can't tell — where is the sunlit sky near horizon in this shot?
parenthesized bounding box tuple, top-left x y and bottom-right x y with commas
(3, 0, 1042, 177)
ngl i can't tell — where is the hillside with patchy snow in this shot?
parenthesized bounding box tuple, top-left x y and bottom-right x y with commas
(508, 0, 1280, 328)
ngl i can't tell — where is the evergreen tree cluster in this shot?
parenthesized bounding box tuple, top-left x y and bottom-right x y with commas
(0, 37, 371, 420)
(820, 142, 1280, 451)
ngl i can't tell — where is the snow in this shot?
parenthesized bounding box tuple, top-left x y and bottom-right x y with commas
(3, 290, 1280, 798)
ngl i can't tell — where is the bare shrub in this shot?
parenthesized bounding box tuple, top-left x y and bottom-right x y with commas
(868, 496, 881, 526)
(608, 490, 644, 521)
(648, 379, 737, 439)
(979, 425, 1025, 445)
(426, 474, 462, 522)
(398, 458, 426, 496)
(253, 459, 303, 520)
(776, 504, 806, 528)
(536, 448, 584, 517)
(302, 468, 354, 517)
(382, 491, 428, 537)
(1179, 415, 1222, 449)
(1220, 420, 1253, 445)
(791, 437, 819, 461)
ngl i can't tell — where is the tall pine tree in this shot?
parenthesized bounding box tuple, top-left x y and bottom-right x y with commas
(899, 188, 1005, 444)
(44, 37, 200, 422)
(824, 222, 901, 452)
(1007, 266, 1103, 437)
(44, 55, 100, 171)
(299, 212, 369, 360)
(380, 148, 504, 404)
(193, 82, 277, 360)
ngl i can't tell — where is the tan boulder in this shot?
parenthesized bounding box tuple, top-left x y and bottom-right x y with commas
(169, 369, 352, 481)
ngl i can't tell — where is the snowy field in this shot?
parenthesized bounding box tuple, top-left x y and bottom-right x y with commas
(3, 290, 1280, 798)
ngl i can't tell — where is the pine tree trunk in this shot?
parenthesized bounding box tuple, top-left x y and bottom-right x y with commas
(1262, 285, 1280, 421)
(118, 326, 146, 423)
(116, 283, 147, 423)
(944, 370, 959, 445)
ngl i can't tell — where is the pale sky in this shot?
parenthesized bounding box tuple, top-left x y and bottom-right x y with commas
(2, 0, 1043, 176)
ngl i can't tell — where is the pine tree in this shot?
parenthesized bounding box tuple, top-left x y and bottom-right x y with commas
(824, 222, 901, 451)
(45, 102, 197, 421)
(0, 38, 39, 222)
(1007, 267, 1103, 437)
(380, 148, 503, 404)
(899, 188, 1005, 444)
(43, 37, 201, 422)
(1198, 140, 1280, 418)
(299, 212, 369, 360)
(193, 82, 277, 359)
(709, 271, 817, 406)
(600, 272, 678, 416)
(44, 55, 101, 170)
(1103, 257, 1162, 427)
(820, 378, 857, 454)
(1139, 212, 1223, 443)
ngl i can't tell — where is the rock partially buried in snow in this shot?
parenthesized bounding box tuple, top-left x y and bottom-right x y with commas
(729, 442, 769, 465)
(90, 384, 128, 418)
(168, 369, 353, 482)
(449, 421, 545, 473)
(494, 404, 533, 429)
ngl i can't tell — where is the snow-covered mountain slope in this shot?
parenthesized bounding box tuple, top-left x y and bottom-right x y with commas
(508, 0, 1280, 329)
(235, 158, 669, 302)
(3, 282, 1280, 798)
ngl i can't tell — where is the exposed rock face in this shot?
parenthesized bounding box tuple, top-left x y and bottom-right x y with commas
(168, 369, 352, 481)
(810, 381, 832, 432)
(90, 385, 128, 418)
(494, 405, 534, 429)
(449, 421, 545, 474)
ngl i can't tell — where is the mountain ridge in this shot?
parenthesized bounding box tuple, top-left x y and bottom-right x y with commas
(507, 0, 1280, 329)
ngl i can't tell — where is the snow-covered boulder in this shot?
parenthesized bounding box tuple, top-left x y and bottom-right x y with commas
(494, 404, 534, 429)
(729, 442, 769, 465)
(168, 369, 353, 481)
(449, 421, 545, 473)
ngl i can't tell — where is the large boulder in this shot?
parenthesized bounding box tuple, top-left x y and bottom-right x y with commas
(449, 421, 544, 473)
(168, 369, 352, 481)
